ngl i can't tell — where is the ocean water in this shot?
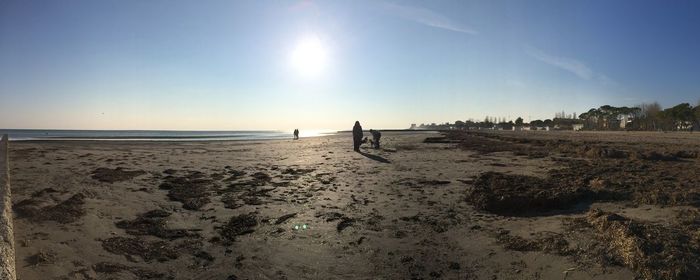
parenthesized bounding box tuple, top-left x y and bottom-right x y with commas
(0, 129, 336, 141)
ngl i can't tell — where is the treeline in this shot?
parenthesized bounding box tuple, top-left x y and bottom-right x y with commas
(579, 102, 700, 131)
(414, 116, 580, 130)
(414, 101, 700, 131)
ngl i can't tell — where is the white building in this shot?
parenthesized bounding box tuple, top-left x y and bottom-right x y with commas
(617, 114, 634, 129)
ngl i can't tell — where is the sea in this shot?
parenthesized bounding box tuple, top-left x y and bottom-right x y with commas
(0, 129, 337, 141)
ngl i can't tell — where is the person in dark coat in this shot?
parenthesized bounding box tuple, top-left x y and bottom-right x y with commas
(293, 129, 299, 140)
(369, 129, 381, 149)
(352, 121, 363, 151)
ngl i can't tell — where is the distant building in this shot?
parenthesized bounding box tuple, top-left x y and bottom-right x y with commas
(619, 115, 632, 129)
(573, 124, 584, 131)
(678, 121, 694, 130)
(410, 124, 417, 129)
(514, 125, 535, 131)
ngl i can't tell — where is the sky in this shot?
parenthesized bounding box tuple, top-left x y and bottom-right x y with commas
(1, 0, 699, 130)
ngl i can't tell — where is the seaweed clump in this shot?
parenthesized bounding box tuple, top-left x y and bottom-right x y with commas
(586, 209, 700, 279)
(14, 193, 87, 224)
(92, 167, 146, 183)
(219, 213, 258, 243)
(466, 172, 588, 215)
(115, 210, 193, 239)
(159, 171, 213, 210)
(101, 237, 179, 262)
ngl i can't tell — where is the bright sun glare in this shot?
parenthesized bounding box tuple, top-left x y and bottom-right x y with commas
(290, 36, 328, 78)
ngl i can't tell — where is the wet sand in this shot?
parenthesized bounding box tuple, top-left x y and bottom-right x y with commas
(8, 130, 700, 279)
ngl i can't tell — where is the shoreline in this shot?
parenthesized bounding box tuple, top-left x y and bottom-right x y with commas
(7, 133, 338, 143)
(8, 129, 439, 143)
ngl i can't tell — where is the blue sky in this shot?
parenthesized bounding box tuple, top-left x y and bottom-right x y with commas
(1, 0, 698, 130)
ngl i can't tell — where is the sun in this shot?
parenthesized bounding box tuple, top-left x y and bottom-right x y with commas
(290, 35, 328, 78)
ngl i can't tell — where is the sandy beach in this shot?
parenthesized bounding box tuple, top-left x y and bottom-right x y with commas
(8, 130, 700, 279)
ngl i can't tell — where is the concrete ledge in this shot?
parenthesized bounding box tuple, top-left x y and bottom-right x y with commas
(0, 135, 15, 280)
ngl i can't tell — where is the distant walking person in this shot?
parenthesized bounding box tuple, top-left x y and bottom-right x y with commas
(369, 129, 381, 149)
(293, 129, 299, 140)
(353, 121, 363, 151)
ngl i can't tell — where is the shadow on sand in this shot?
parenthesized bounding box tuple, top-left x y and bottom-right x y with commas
(359, 151, 391, 163)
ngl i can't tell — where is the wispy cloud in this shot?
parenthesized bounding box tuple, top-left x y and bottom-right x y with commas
(525, 46, 594, 80)
(383, 3, 477, 34)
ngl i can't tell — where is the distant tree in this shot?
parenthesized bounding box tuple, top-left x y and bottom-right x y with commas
(657, 110, 673, 131)
(634, 102, 663, 130)
(552, 117, 579, 130)
(493, 119, 511, 130)
(694, 103, 700, 130)
(666, 103, 694, 130)
(515, 117, 523, 126)
(578, 111, 587, 119)
(454, 120, 465, 130)
(578, 105, 640, 130)
(579, 108, 598, 129)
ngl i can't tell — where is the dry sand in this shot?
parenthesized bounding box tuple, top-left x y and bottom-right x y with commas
(8, 130, 700, 279)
